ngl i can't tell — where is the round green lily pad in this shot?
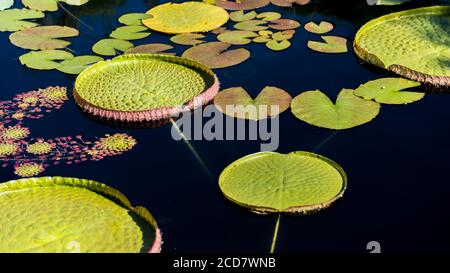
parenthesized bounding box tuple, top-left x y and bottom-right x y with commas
(0, 177, 161, 253)
(307, 36, 348, 53)
(118, 13, 153, 26)
(74, 54, 219, 122)
(19, 49, 74, 70)
(217, 30, 258, 45)
(219, 151, 347, 214)
(9, 25, 79, 50)
(0, 8, 44, 32)
(354, 6, 450, 87)
(182, 42, 250, 69)
(109, 26, 150, 41)
(170, 33, 206, 45)
(229, 10, 257, 22)
(92, 38, 134, 56)
(56, 55, 104, 75)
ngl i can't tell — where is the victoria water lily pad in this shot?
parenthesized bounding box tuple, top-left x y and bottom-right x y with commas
(9, 26, 79, 50)
(118, 13, 152, 26)
(214, 86, 292, 120)
(268, 19, 301, 30)
(126, 43, 175, 55)
(19, 50, 74, 70)
(110, 26, 150, 40)
(170, 33, 205, 45)
(219, 151, 346, 214)
(74, 54, 219, 122)
(291, 89, 380, 130)
(22, 0, 89, 12)
(0, 177, 161, 253)
(182, 42, 250, 69)
(229, 10, 257, 22)
(354, 77, 424, 104)
(354, 6, 450, 87)
(143, 2, 229, 34)
(0, 0, 13, 11)
(92, 39, 134, 56)
(57, 55, 104, 75)
(307, 36, 348, 53)
(304, 21, 334, 34)
(215, 0, 270, 10)
(0, 8, 44, 32)
(217, 30, 258, 45)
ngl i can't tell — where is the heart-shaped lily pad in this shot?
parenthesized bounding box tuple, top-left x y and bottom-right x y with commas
(74, 54, 219, 122)
(126, 43, 175, 55)
(307, 36, 348, 53)
(110, 26, 150, 40)
(9, 26, 79, 50)
(215, 0, 270, 10)
(256, 12, 281, 21)
(170, 33, 205, 45)
(19, 50, 74, 70)
(118, 13, 153, 26)
(229, 10, 257, 22)
(182, 42, 250, 69)
(217, 30, 258, 45)
(214, 86, 292, 120)
(268, 19, 301, 30)
(219, 151, 346, 214)
(56, 55, 104, 75)
(0, 176, 161, 253)
(0, 0, 13, 11)
(266, 39, 291, 51)
(304, 21, 334, 34)
(291, 89, 380, 130)
(0, 8, 44, 32)
(270, 0, 310, 7)
(234, 19, 268, 31)
(92, 39, 134, 56)
(143, 2, 229, 34)
(354, 77, 424, 104)
(22, 0, 89, 12)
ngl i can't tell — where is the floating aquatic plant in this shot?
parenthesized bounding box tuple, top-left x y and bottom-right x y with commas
(215, 0, 270, 10)
(268, 19, 301, 30)
(9, 25, 79, 50)
(57, 55, 104, 75)
(234, 19, 268, 31)
(110, 25, 151, 41)
(0, 0, 13, 11)
(214, 86, 292, 120)
(143, 2, 229, 34)
(219, 151, 346, 214)
(229, 10, 257, 22)
(118, 13, 152, 26)
(0, 8, 44, 32)
(19, 50, 74, 70)
(270, 0, 310, 7)
(291, 89, 380, 130)
(354, 6, 450, 87)
(170, 33, 206, 45)
(304, 21, 334, 34)
(74, 54, 219, 122)
(354, 78, 424, 104)
(22, 0, 89, 12)
(307, 36, 348, 53)
(92, 38, 134, 56)
(0, 177, 161, 253)
(126, 43, 175, 55)
(182, 42, 250, 69)
(217, 30, 258, 45)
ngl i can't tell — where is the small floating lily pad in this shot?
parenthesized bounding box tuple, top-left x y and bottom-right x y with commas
(256, 12, 281, 21)
(266, 39, 291, 51)
(291, 89, 380, 130)
(0, 177, 161, 253)
(214, 86, 292, 120)
(217, 30, 258, 45)
(270, 0, 310, 7)
(92, 39, 134, 56)
(22, 0, 89, 12)
(143, 2, 229, 34)
(229, 10, 257, 22)
(0, 8, 44, 32)
(19, 50, 74, 70)
(268, 19, 301, 30)
(304, 21, 334, 34)
(118, 13, 152, 26)
(9, 26, 79, 50)
(110, 26, 150, 41)
(354, 77, 424, 104)
(182, 42, 250, 69)
(219, 151, 346, 214)
(0, 0, 13, 11)
(216, 0, 270, 10)
(74, 54, 219, 122)
(57, 55, 104, 75)
(354, 6, 450, 87)
(170, 33, 205, 45)
(307, 36, 348, 53)
(234, 19, 268, 31)
(126, 43, 175, 55)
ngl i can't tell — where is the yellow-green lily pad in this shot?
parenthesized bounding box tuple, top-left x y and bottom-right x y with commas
(0, 0, 13, 11)
(0, 8, 44, 32)
(266, 39, 291, 51)
(126, 43, 175, 55)
(118, 13, 153, 26)
(229, 10, 257, 22)
(234, 19, 268, 31)
(19, 50, 74, 70)
(92, 39, 134, 56)
(217, 30, 258, 45)
(307, 36, 348, 53)
(182, 42, 250, 69)
(110, 26, 150, 41)
(216, 0, 270, 10)
(22, 0, 89, 12)
(304, 21, 334, 34)
(219, 151, 346, 214)
(291, 89, 380, 130)
(57, 55, 104, 75)
(256, 12, 281, 21)
(170, 33, 205, 45)
(270, 0, 310, 7)
(9, 25, 79, 50)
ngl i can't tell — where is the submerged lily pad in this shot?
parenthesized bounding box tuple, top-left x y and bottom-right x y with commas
(19, 50, 74, 70)
(268, 19, 301, 30)
(110, 26, 150, 40)
(354, 6, 450, 87)
(118, 13, 152, 26)
(0, 0, 13, 11)
(126, 43, 175, 55)
(22, 0, 89, 12)
(304, 21, 334, 34)
(291, 89, 380, 130)
(214, 86, 292, 120)
(74, 54, 219, 122)
(354, 78, 424, 104)
(0, 177, 161, 253)
(0, 8, 44, 32)
(307, 36, 348, 53)
(9, 26, 79, 50)
(57, 55, 104, 75)
(234, 19, 268, 31)
(216, 0, 270, 10)
(182, 42, 250, 69)
(170, 33, 205, 45)
(92, 39, 134, 56)
(143, 2, 229, 34)
(219, 151, 346, 214)
(229, 10, 257, 22)
(217, 30, 258, 45)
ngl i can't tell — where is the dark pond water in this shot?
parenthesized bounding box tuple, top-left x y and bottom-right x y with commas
(1, 0, 450, 253)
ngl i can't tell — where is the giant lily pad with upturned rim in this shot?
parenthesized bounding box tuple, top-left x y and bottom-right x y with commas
(74, 54, 219, 122)
(0, 176, 161, 253)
